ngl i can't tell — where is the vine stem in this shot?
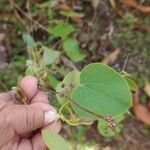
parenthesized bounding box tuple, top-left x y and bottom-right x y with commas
(48, 90, 105, 120)
(48, 90, 117, 133)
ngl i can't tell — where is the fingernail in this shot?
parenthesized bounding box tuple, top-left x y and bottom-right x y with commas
(44, 110, 58, 125)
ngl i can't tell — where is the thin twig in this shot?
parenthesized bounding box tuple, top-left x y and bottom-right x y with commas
(10, 1, 49, 33)
(122, 54, 130, 71)
(14, 9, 26, 26)
(61, 56, 77, 70)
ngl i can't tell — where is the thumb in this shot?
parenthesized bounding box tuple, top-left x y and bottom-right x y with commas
(3, 104, 58, 134)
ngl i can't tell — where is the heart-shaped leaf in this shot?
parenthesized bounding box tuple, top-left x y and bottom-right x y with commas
(71, 63, 132, 119)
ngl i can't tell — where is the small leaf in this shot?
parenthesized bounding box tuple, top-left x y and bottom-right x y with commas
(124, 76, 138, 91)
(25, 60, 40, 76)
(56, 70, 80, 103)
(63, 38, 86, 62)
(46, 74, 59, 90)
(42, 46, 60, 65)
(71, 63, 132, 120)
(48, 23, 75, 39)
(42, 130, 70, 150)
(22, 33, 35, 49)
(97, 115, 124, 137)
(25, 67, 33, 75)
(60, 10, 84, 18)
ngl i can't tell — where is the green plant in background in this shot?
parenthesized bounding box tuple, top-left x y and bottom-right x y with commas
(111, 13, 150, 78)
(48, 22, 86, 62)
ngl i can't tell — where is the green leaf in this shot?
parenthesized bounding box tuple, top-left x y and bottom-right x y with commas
(25, 67, 33, 75)
(48, 23, 75, 39)
(97, 115, 124, 137)
(46, 74, 59, 90)
(42, 130, 70, 150)
(22, 33, 35, 49)
(63, 38, 86, 62)
(25, 60, 40, 76)
(42, 46, 60, 65)
(38, 1, 51, 8)
(124, 76, 138, 91)
(71, 63, 132, 119)
(60, 10, 84, 18)
(56, 70, 80, 103)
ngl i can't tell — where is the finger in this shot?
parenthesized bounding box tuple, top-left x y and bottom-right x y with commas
(31, 121, 61, 150)
(42, 120, 61, 133)
(18, 139, 32, 150)
(3, 104, 58, 135)
(0, 91, 16, 111)
(0, 91, 15, 103)
(31, 133, 47, 150)
(0, 136, 20, 150)
(0, 90, 28, 105)
(20, 76, 38, 101)
(0, 115, 16, 148)
(31, 91, 49, 104)
(31, 102, 56, 112)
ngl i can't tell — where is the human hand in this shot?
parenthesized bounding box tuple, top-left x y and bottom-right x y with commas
(0, 76, 61, 150)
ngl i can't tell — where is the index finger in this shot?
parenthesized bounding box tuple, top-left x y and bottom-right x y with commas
(20, 76, 38, 101)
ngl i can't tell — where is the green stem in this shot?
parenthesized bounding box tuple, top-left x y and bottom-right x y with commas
(59, 101, 69, 114)
(49, 90, 104, 120)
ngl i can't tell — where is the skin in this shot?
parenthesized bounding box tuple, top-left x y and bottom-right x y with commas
(0, 76, 61, 150)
